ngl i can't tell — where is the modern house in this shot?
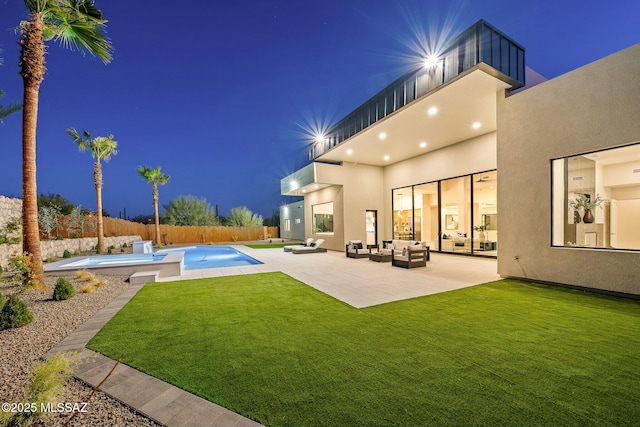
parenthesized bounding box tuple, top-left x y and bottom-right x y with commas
(281, 19, 640, 296)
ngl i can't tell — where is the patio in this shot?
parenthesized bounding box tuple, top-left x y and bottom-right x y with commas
(161, 247, 500, 308)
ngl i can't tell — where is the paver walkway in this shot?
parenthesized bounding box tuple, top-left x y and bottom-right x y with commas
(46, 282, 262, 427)
(47, 248, 499, 426)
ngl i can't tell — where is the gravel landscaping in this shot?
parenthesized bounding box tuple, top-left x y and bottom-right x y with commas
(0, 273, 161, 427)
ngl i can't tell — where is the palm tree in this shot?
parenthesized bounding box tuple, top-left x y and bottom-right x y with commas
(67, 128, 117, 252)
(137, 166, 170, 244)
(19, 0, 112, 282)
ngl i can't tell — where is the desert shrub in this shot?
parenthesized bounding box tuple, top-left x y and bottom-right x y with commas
(75, 270, 94, 280)
(107, 247, 112, 254)
(0, 295, 34, 330)
(52, 277, 75, 301)
(79, 284, 93, 294)
(45, 257, 58, 263)
(0, 216, 21, 245)
(0, 293, 5, 311)
(75, 270, 104, 292)
(62, 249, 71, 258)
(122, 242, 128, 248)
(5, 353, 72, 426)
(38, 204, 62, 240)
(120, 248, 125, 253)
(8, 253, 40, 291)
(73, 249, 80, 255)
(109, 245, 115, 250)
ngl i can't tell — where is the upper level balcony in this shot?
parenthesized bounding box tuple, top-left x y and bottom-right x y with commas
(309, 20, 525, 160)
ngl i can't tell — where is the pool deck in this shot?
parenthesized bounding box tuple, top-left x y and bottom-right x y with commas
(47, 247, 499, 426)
(162, 246, 500, 308)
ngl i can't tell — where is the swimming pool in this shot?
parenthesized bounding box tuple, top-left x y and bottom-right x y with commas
(44, 245, 262, 280)
(156, 246, 262, 270)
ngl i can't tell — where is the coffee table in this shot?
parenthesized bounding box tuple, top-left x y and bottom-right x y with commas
(369, 253, 391, 262)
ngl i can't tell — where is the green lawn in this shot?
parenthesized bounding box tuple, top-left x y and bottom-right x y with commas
(87, 273, 640, 427)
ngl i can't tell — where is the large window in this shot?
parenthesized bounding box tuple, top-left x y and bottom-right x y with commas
(391, 171, 496, 256)
(440, 176, 471, 253)
(312, 202, 334, 235)
(552, 143, 640, 250)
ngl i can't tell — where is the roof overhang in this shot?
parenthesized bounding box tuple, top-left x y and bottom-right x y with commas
(315, 66, 511, 166)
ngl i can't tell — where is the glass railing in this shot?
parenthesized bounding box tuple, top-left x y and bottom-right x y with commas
(309, 20, 525, 160)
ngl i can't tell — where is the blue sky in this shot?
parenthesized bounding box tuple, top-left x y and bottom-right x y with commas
(1, 0, 639, 219)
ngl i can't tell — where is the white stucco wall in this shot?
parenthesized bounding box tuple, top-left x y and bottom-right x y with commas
(497, 43, 640, 295)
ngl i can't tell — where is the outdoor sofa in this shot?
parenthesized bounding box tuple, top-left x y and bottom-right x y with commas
(380, 240, 430, 269)
(391, 245, 428, 269)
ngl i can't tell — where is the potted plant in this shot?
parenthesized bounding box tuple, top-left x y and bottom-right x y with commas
(569, 194, 605, 224)
(473, 224, 488, 241)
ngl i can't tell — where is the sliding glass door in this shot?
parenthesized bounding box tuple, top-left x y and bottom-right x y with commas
(391, 170, 496, 256)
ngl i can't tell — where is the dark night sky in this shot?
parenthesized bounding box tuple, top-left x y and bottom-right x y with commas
(1, 0, 639, 218)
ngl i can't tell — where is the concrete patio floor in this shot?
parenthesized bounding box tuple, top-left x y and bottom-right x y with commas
(48, 247, 499, 426)
(162, 246, 500, 308)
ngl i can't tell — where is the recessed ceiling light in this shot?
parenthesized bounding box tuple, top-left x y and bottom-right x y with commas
(314, 185, 319, 189)
(302, 189, 307, 193)
(383, 155, 390, 161)
(346, 148, 353, 155)
(379, 132, 387, 140)
(472, 122, 481, 129)
(420, 141, 427, 148)
(427, 107, 438, 116)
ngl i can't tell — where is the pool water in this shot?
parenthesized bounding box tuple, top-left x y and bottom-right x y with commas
(156, 246, 262, 270)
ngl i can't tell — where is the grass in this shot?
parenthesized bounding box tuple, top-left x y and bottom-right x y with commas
(87, 273, 640, 427)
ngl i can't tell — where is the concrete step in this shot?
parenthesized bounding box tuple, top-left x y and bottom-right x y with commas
(129, 270, 159, 285)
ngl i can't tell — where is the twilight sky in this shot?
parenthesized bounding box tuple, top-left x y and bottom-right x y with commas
(1, 0, 639, 219)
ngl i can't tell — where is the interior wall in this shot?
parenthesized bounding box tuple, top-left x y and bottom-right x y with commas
(497, 43, 640, 295)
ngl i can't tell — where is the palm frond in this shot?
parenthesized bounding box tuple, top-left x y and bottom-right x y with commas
(93, 135, 118, 162)
(137, 165, 170, 185)
(66, 127, 90, 151)
(73, 0, 106, 23)
(39, 0, 113, 63)
(0, 101, 22, 121)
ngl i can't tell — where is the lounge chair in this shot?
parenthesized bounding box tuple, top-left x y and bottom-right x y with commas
(284, 238, 314, 252)
(345, 240, 371, 258)
(292, 239, 327, 254)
